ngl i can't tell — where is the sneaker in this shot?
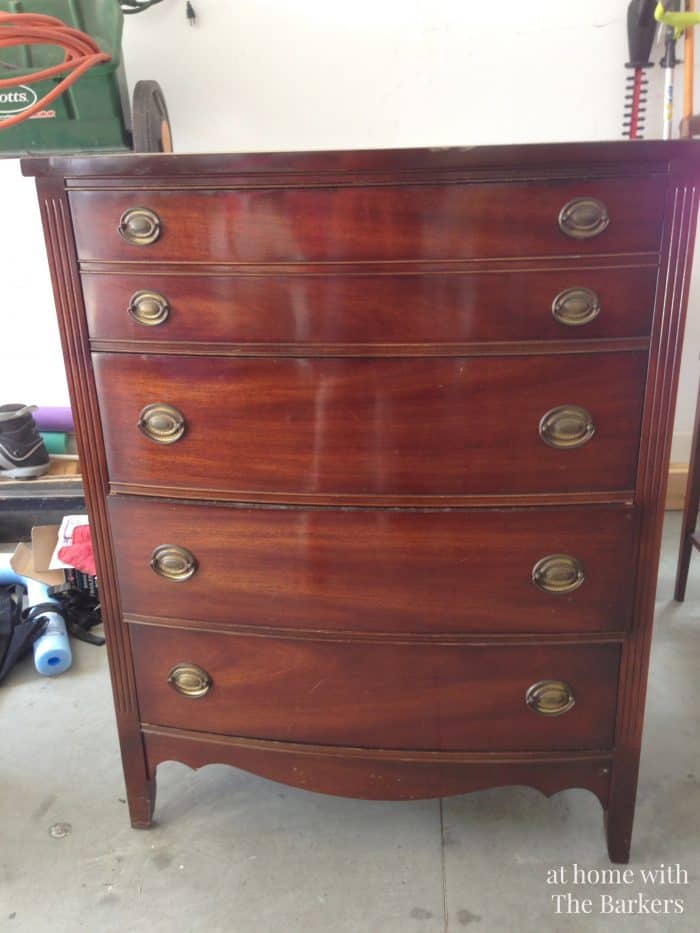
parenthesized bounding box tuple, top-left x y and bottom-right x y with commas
(0, 404, 50, 479)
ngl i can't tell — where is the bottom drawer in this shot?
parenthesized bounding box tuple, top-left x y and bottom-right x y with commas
(131, 625, 620, 751)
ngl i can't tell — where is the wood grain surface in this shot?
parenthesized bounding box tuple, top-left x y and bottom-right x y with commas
(82, 265, 658, 347)
(93, 351, 647, 499)
(69, 177, 665, 263)
(110, 497, 637, 635)
(143, 726, 613, 804)
(26, 143, 700, 857)
(131, 624, 620, 751)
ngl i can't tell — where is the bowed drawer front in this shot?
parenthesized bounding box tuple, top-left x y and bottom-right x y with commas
(131, 625, 621, 752)
(82, 266, 658, 347)
(69, 176, 665, 263)
(26, 141, 699, 864)
(94, 352, 646, 499)
(110, 497, 637, 635)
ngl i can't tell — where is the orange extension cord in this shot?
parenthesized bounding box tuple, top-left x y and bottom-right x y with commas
(0, 11, 110, 130)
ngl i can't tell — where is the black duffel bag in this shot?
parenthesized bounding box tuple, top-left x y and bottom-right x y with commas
(0, 584, 47, 684)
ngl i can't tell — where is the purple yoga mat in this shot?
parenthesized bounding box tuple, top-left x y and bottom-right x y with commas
(32, 407, 74, 433)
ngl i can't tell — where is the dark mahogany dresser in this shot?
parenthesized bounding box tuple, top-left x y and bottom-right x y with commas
(23, 142, 699, 862)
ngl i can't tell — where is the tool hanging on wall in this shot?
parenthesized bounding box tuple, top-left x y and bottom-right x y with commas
(654, 0, 687, 139)
(654, 0, 700, 139)
(654, 0, 700, 32)
(623, 0, 658, 138)
(681, 0, 697, 135)
(658, 2, 682, 139)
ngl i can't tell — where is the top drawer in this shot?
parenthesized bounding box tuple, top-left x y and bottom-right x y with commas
(68, 177, 666, 264)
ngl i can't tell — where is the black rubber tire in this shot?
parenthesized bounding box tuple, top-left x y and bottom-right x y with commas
(131, 80, 173, 153)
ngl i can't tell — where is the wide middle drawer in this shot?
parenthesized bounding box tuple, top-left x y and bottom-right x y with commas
(130, 624, 620, 751)
(94, 352, 647, 498)
(110, 497, 636, 635)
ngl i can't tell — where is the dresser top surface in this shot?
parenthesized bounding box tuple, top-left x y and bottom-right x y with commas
(20, 139, 700, 181)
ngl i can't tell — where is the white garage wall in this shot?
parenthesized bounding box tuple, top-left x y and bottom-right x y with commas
(1, 0, 698, 458)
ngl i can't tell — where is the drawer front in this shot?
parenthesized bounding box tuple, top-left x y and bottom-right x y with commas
(131, 625, 620, 751)
(110, 498, 637, 635)
(83, 267, 658, 346)
(94, 352, 646, 498)
(70, 177, 665, 263)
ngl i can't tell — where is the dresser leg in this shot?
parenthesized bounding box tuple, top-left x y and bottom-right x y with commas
(127, 776, 157, 829)
(118, 715, 157, 828)
(605, 807, 632, 863)
(605, 762, 637, 864)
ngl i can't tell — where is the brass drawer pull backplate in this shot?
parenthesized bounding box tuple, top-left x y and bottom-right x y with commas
(526, 680, 576, 716)
(128, 290, 170, 326)
(137, 402, 185, 445)
(167, 663, 212, 698)
(150, 544, 198, 582)
(558, 198, 610, 240)
(532, 554, 585, 594)
(118, 207, 161, 246)
(539, 405, 595, 449)
(552, 287, 601, 326)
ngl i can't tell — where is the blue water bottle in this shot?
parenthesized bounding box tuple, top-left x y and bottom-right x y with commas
(26, 578, 72, 676)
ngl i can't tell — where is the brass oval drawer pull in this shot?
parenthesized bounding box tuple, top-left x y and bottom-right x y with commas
(118, 207, 161, 246)
(539, 405, 595, 449)
(137, 403, 185, 445)
(558, 198, 609, 240)
(150, 544, 198, 582)
(551, 287, 601, 327)
(526, 680, 576, 716)
(167, 663, 211, 698)
(532, 554, 585, 594)
(128, 290, 170, 327)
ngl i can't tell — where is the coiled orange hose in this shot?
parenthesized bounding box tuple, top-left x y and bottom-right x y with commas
(0, 11, 110, 130)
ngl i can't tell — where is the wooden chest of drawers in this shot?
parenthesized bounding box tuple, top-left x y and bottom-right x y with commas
(24, 141, 699, 863)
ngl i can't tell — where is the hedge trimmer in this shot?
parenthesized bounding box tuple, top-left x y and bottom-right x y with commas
(624, 2, 700, 139)
(623, 0, 657, 138)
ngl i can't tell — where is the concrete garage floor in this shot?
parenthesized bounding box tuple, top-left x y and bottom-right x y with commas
(1, 512, 698, 933)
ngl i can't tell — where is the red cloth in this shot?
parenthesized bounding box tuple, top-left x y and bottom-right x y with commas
(58, 523, 96, 576)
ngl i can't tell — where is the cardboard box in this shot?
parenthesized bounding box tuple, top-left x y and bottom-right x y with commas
(10, 525, 98, 595)
(10, 527, 65, 587)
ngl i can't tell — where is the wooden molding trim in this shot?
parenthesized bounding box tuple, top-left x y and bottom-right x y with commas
(607, 178, 699, 862)
(141, 725, 613, 807)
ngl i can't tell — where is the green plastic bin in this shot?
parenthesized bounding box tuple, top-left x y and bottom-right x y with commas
(0, 0, 131, 156)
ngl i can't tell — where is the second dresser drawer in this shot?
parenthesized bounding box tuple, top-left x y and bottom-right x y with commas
(83, 266, 658, 346)
(131, 625, 620, 751)
(94, 352, 647, 499)
(110, 498, 636, 635)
